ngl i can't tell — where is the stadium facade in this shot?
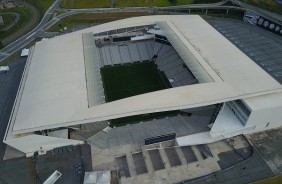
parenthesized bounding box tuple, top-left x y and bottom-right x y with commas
(4, 15, 282, 157)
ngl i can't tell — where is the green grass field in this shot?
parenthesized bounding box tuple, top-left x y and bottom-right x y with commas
(242, 0, 282, 14)
(101, 61, 178, 127)
(60, 0, 111, 8)
(251, 175, 282, 184)
(26, 0, 55, 17)
(114, 0, 192, 7)
(46, 12, 150, 32)
(60, 0, 220, 8)
(101, 61, 171, 102)
(0, 14, 16, 31)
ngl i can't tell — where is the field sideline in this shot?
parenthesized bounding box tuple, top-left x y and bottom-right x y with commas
(101, 61, 178, 127)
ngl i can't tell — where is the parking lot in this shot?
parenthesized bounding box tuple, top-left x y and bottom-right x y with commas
(0, 59, 26, 164)
(0, 145, 92, 184)
(211, 20, 282, 83)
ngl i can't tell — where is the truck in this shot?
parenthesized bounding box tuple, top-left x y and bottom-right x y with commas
(0, 66, 9, 74)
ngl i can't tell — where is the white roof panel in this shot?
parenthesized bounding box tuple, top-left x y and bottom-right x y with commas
(21, 48, 30, 57)
(244, 92, 282, 110)
(11, 34, 88, 132)
(8, 15, 282, 134)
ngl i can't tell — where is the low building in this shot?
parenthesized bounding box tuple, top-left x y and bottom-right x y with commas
(20, 48, 30, 57)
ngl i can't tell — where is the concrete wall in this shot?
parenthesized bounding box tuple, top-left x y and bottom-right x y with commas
(245, 105, 282, 131)
(4, 134, 84, 157)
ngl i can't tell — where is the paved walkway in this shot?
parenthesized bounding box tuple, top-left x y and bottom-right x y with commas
(246, 127, 282, 175)
(180, 149, 274, 184)
(87, 114, 212, 149)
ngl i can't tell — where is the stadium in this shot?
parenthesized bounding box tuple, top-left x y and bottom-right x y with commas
(3, 15, 282, 158)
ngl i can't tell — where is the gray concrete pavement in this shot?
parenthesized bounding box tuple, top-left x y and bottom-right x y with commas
(0, 59, 26, 167)
(0, 145, 91, 184)
(211, 19, 282, 84)
(246, 128, 282, 175)
(179, 149, 274, 184)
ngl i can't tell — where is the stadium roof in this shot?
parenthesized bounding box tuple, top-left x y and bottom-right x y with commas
(8, 15, 282, 135)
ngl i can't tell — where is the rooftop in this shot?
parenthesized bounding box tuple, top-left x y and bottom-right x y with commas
(7, 15, 282, 135)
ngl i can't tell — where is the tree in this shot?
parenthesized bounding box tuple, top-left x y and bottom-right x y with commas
(168, 0, 177, 5)
(0, 41, 3, 49)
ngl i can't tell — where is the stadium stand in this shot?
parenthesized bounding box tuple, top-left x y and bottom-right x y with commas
(95, 30, 198, 88)
(153, 42, 198, 87)
(119, 45, 131, 63)
(82, 33, 105, 107)
(145, 41, 154, 57)
(128, 43, 141, 62)
(137, 42, 151, 60)
(87, 114, 211, 149)
(110, 46, 122, 65)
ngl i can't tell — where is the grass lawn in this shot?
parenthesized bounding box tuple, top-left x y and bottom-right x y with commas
(193, 0, 221, 3)
(0, 14, 16, 31)
(114, 0, 220, 7)
(46, 12, 150, 32)
(242, 0, 282, 14)
(26, 0, 55, 17)
(101, 61, 176, 127)
(60, 0, 111, 8)
(0, 37, 41, 66)
(60, 0, 220, 8)
(48, 9, 66, 21)
(114, 0, 191, 7)
(251, 175, 282, 184)
(0, 7, 31, 47)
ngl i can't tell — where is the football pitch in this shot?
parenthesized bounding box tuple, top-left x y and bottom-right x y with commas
(101, 61, 171, 102)
(101, 61, 178, 127)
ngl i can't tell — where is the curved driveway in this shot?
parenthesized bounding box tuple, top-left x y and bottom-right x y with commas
(0, 12, 20, 31)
